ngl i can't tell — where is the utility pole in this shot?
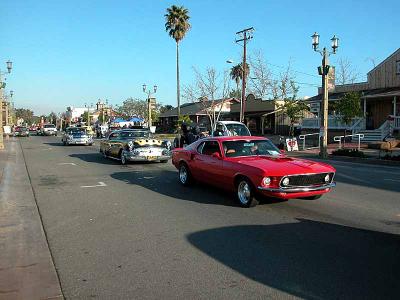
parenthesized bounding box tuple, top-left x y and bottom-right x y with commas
(235, 27, 254, 123)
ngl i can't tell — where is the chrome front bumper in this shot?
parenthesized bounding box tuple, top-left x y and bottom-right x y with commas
(125, 154, 171, 162)
(258, 182, 336, 193)
(68, 139, 92, 144)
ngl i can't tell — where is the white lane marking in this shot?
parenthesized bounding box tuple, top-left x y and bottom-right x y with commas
(143, 176, 155, 179)
(81, 182, 107, 188)
(384, 179, 400, 182)
(58, 163, 77, 166)
(42, 147, 53, 151)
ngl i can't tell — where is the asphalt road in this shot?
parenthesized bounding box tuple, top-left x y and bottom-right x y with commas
(18, 135, 400, 299)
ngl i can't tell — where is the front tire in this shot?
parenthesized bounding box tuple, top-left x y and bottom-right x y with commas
(178, 163, 193, 186)
(236, 178, 258, 208)
(120, 150, 127, 165)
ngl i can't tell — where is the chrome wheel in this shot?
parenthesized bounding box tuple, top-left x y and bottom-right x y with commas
(237, 180, 251, 205)
(179, 165, 188, 184)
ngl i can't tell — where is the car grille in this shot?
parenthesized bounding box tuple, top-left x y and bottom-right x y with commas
(282, 173, 332, 187)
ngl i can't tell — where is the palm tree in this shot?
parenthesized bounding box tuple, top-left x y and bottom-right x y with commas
(165, 5, 191, 119)
(230, 64, 242, 96)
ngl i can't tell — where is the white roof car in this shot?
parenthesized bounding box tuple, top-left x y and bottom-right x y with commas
(213, 121, 251, 137)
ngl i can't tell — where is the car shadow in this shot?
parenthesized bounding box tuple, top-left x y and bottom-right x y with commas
(69, 153, 121, 165)
(187, 219, 400, 300)
(110, 169, 290, 207)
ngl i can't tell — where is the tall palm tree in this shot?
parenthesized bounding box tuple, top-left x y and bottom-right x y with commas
(165, 5, 191, 119)
(230, 63, 250, 97)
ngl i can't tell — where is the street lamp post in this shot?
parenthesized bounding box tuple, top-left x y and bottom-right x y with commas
(311, 32, 339, 159)
(142, 84, 157, 127)
(0, 60, 13, 150)
(85, 103, 93, 127)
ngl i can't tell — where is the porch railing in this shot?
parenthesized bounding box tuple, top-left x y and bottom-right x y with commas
(301, 116, 365, 130)
(394, 116, 400, 129)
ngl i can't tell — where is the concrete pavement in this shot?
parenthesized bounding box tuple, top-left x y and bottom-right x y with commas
(15, 135, 400, 299)
(0, 139, 63, 299)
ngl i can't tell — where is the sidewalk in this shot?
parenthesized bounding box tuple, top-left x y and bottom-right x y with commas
(0, 139, 63, 299)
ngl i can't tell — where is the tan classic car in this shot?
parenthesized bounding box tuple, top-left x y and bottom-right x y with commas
(99, 129, 171, 164)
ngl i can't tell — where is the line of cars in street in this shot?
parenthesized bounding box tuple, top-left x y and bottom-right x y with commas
(51, 121, 337, 207)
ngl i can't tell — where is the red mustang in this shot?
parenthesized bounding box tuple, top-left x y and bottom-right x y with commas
(172, 136, 336, 207)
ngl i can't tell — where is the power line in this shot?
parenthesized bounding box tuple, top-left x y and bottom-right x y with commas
(264, 61, 320, 78)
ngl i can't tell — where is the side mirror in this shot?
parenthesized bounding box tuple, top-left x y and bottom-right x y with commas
(212, 152, 222, 159)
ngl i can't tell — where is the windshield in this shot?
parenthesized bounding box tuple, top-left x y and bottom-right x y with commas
(44, 124, 55, 128)
(222, 140, 281, 157)
(120, 130, 151, 139)
(225, 124, 251, 136)
(67, 128, 86, 134)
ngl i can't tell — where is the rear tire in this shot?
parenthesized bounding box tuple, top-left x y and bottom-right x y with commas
(178, 163, 193, 186)
(235, 178, 258, 208)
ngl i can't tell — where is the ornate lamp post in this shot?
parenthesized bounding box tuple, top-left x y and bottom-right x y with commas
(311, 32, 339, 158)
(0, 60, 13, 150)
(142, 84, 157, 127)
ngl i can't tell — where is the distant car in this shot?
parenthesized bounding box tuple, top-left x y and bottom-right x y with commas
(62, 127, 93, 146)
(14, 126, 30, 137)
(29, 125, 38, 132)
(212, 121, 251, 137)
(39, 124, 57, 136)
(100, 129, 171, 164)
(172, 136, 336, 207)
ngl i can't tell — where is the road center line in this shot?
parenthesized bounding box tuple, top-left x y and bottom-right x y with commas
(81, 182, 107, 188)
(58, 163, 77, 166)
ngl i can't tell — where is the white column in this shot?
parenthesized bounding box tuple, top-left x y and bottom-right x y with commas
(363, 97, 367, 117)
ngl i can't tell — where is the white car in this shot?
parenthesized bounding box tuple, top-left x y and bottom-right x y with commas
(39, 124, 58, 136)
(212, 121, 251, 137)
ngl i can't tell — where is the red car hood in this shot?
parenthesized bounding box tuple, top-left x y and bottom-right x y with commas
(227, 155, 335, 176)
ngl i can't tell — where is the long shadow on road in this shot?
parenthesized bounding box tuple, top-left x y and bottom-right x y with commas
(187, 219, 400, 300)
(70, 153, 121, 165)
(111, 169, 242, 207)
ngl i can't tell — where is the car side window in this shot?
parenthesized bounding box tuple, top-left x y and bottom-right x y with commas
(109, 132, 119, 140)
(197, 142, 205, 153)
(200, 141, 221, 156)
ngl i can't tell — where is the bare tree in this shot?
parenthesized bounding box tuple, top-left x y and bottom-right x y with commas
(248, 50, 273, 99)
(183, 67, 232, 130)
(336, 57, 359, 85)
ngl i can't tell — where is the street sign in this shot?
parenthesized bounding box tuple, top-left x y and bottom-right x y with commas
(310, 102, 320, 113)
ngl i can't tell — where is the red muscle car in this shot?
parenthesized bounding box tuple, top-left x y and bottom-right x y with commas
(172, 136, 336, 207)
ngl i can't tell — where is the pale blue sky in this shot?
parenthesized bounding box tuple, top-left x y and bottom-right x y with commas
(0, 0, 399, 115)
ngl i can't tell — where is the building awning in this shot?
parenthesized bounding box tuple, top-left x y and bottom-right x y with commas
(364, 90, 400, 98)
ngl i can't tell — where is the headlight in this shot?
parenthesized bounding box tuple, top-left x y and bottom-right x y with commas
(128, 141, 134, 151)
(262, 177, 271, 186)
(281, 177, 290, 186)
(324, 174, 330, 182)
(132, 149, 140, 155)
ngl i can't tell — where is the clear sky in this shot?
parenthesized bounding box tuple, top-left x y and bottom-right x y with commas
(0, 0, 399, 115)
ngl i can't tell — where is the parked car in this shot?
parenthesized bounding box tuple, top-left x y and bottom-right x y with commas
(29, 125, 38, 132)
(13, 126, 30, 137)
(212, 121, 251, 137)
(62, 127, 93, 146)
(99, 128, 171, 164)
(172, 136, 336, 207)
(39, 124, 57, 136)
